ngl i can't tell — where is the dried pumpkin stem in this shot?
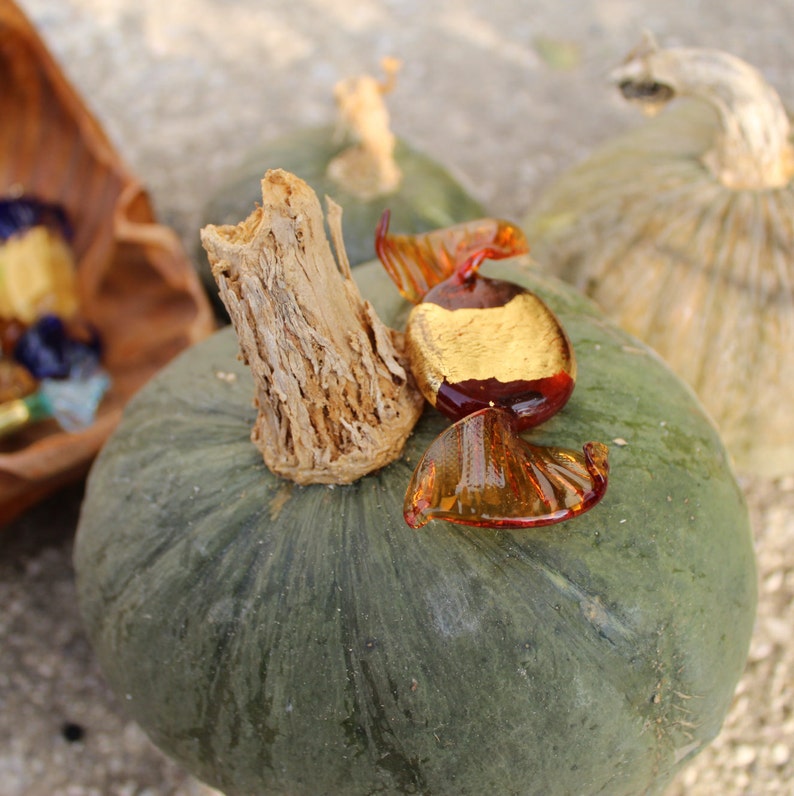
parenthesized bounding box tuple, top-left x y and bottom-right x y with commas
(326, 57, 404, 200)
(612, 34, 794, 190)
(200, 169, 423, 485)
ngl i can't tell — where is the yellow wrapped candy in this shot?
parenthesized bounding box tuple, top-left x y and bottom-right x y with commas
(0, 197, 79, 323)
(0, 224, 79, 322)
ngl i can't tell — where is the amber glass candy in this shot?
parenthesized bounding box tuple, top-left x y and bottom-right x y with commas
(414, 272, 576, 428)
(375, 212, 609, 529)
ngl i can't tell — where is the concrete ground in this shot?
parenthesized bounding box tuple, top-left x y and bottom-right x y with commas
(2, 1, 793, 794)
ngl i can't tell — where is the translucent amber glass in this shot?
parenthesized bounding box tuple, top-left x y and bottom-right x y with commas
(375, 215, 609, 530)
(375, 210, 528, 303)
(404, 408, 609, 529)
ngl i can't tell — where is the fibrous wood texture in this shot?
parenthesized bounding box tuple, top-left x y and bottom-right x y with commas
(201, 169, 423, 484)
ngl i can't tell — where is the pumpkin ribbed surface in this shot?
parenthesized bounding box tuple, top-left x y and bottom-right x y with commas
(74, 260, 755, 796)
(526, 100, 794, 477)
(524, 40, 794, 478)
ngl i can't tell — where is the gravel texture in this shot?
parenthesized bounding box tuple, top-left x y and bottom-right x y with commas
(2, 1, 793, 794)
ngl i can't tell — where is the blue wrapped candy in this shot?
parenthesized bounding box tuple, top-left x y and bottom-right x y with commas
(14, 314, 102, 380)
(0, 196, 72, 242)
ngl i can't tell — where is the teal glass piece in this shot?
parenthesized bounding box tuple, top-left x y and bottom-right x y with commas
(39, 370, 111, 431)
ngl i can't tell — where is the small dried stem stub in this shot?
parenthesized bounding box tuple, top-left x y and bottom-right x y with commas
(200, 169, 423, 485)
(326, 57, 404, 199)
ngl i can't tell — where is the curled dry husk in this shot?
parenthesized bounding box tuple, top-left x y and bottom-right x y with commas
(524, 35, 794, 477)
(0, 0, 214, 524)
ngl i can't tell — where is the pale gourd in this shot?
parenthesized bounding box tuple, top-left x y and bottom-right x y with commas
(524, 36, 794, 477)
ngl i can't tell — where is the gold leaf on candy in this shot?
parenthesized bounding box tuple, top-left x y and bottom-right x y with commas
(404, 407, 609, 529)
(375, 210, 528, 303)
(0, 0, 214, 525)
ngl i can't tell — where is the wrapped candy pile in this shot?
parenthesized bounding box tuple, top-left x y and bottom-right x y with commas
(0, 196, 110, 438)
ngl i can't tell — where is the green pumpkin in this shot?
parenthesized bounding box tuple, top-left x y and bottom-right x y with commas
(199, 126, 483, 314)
(207, 126, 483, 267)
(74, 259, 755, 796)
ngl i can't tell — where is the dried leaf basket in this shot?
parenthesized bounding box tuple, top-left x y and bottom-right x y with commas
(0, 0, 214, 524)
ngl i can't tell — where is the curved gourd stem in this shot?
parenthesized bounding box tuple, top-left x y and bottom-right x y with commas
(612, 34, 794, 190)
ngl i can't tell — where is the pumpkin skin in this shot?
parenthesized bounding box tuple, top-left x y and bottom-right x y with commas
(199, 126, 483, 313)
(74, 259, 756, 796)
(523, 43, 794, 479)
